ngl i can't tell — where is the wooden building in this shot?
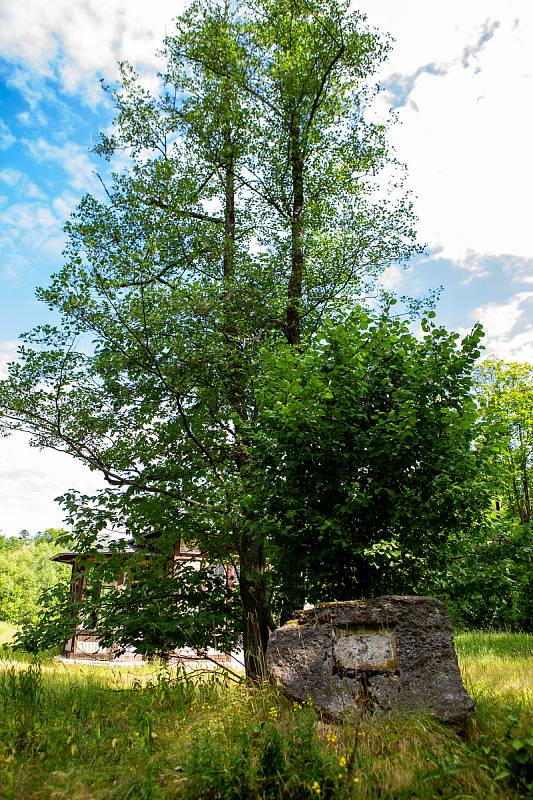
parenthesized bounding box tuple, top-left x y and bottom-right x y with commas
(52, 537, 240, 667)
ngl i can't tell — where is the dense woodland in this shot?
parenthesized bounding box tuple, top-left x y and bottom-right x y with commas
(0, 0, 531, 674)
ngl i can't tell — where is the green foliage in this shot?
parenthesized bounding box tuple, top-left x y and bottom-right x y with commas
(251, 310, 487, 616)
(16, 546, 241, 658)
(82, 562, 242, 659)
(13, 582, 78, 655)
(475, 359, 532, 524)
(429, 521, 532, 632)
(426, 360, 532, 632)
(0, 532, 70, 625)
(0, 622, 17, 647)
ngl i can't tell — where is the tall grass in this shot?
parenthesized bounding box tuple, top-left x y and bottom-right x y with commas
(0, 631, 531, 799)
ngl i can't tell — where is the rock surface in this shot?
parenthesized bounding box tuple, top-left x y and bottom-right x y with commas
(266, 597, 474, 726)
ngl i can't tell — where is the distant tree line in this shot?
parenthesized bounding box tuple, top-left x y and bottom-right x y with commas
(445, 358, 531, 631)
(0, 530, 71, 625)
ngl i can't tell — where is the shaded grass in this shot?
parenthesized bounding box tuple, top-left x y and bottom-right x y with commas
(0, 631, 531, 799)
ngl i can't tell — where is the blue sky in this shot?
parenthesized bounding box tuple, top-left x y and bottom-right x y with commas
(0, 90, 102, 337)
(0, 0, 532, 535)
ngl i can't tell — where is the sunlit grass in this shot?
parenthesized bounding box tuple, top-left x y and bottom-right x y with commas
(0, 622, 17, 647)
(457, 631, 532, 700)
(456, 630, 532, 660)
(0, 631, 531, 799)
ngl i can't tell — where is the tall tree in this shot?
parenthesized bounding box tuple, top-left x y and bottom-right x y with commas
(475, 359, 532, 524)
(0, 0, 419, 678)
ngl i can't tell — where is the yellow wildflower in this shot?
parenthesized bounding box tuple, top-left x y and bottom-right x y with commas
(338, 756, 347, 768)
(311, 781, 321, 795)
(326, 730, 337, 743)
(268, 706, 278, 719)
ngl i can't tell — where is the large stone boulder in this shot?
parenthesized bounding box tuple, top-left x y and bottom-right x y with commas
(266, 597, 474, 726)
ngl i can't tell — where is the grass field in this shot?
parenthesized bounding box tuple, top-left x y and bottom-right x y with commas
(0, 631, 531, 799)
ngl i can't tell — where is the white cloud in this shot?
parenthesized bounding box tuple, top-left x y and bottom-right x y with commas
(0, 431, 104, 536)
(379, 264, 406, 290)
(500, 255, 533, 285)
(0, 201, 57, 235)
(0, 154, 98, 286)
(0, 337, 105, 536)
(0, 119, 15, 149)
(473, 292, 533, 362)
(431, 251, 532, 288)
(23, 138, 97, 192)
(0, 187, 91, 284)
(0, 168, 24, 187)
(0, 337, 113, 537)
(453, 253, 491, 285)
(51, 191, 79, 220)
(0, 0, 184, 107)
(16, 111, 31, 126)
(452, 253, 532, 286)
(0, 340, 19, 379)
(357, 2, 533, 265)
(356, 1, 523, 84)
(0, 198, 64, 282)
(0, 168, 45, 199)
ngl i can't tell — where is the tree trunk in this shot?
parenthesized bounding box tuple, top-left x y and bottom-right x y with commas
(286, 117, 304, 346)
(522, 463, 531, 523)
(238, 534, 272, 682)
(518, 426, 531, 523)
(221, 116, 271, 680)
(509, 450, 525, 522)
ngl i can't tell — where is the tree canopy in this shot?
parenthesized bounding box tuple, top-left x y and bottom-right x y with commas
(1, 0, 515, 673)
(0, 0, 424, 678)
(475, 359, 532, 525)
(250, 310, 488, 619)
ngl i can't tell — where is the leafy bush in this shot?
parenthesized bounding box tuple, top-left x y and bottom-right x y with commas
(434, 522, 532, 631)
(253, 310, 488, 617)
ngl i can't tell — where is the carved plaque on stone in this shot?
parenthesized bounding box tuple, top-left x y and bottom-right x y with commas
(266, 597, 474, 726)
(333, 627, 397, 674)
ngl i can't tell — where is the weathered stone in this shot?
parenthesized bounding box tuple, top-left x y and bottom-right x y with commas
(266, 597, 474, 726)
